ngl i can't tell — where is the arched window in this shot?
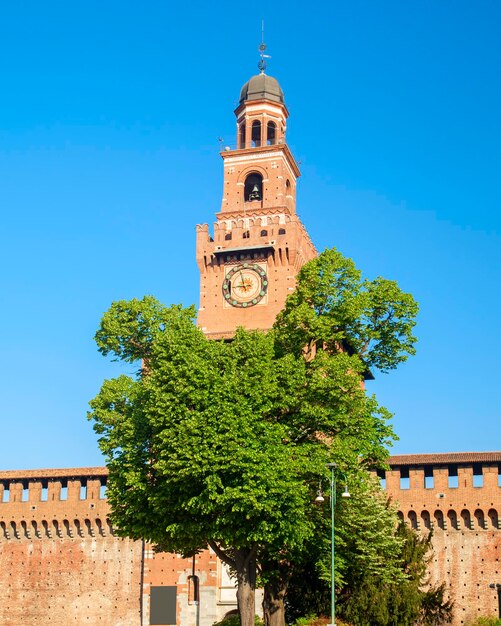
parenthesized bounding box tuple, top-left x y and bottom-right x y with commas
(244, 173, 263, 202)
(239, 123, 246, 149)
(225, 232, 232, 241)
(243, 230, 250, 239)
(251, 121, 261, 147)
(260, 229, 268, 237)
(278, 228, 286, 235)
(267, 121, 276, 145)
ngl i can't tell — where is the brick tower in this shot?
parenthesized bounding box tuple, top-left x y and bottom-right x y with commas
(196, 69, 316, 338)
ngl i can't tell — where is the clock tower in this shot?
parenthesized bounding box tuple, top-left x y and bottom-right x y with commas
(196, 66, 316, 339)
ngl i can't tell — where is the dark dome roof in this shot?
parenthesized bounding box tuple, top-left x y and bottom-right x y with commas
(239, 73, 284, 105)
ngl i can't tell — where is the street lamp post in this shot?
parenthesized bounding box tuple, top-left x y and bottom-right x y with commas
(326, 462, 350, 626)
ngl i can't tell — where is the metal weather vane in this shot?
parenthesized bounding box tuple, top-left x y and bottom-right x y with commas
(258, 20, 271, 74)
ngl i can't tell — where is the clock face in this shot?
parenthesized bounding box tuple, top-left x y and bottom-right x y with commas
(222, 263, 268, 308)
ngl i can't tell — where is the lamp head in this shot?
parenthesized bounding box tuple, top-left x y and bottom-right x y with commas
(314, 492, 325, 503)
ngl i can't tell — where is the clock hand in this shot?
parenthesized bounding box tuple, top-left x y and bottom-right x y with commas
(239, 271, 247, 291)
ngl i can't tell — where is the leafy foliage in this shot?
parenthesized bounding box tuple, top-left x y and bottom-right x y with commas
(90, 299, 395, 556)
(285, 478, 453, 626)
(94, 295, 196, 365)
(212, 614, 264, 626)
(274, 248, 418, 372)
(338, 522, 453, 626)
(89, 247, 420, 626)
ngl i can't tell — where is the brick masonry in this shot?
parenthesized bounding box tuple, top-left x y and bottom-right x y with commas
(1, 456, 499, 625)
(378, 452, 501, 624)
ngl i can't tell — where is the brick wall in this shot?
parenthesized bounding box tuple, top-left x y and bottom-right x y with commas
(382, 452, 501, 625)
(2, 454, 499, 626)
(0, 467, 235, 626)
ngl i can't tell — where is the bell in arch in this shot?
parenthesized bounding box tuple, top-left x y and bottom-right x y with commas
(249, 184, 261, 201)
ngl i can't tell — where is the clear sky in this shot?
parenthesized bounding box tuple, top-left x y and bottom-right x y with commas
(1, 1, 499, 470)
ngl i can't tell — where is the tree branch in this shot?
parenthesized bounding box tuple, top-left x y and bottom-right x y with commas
(208, 540, 236, 570)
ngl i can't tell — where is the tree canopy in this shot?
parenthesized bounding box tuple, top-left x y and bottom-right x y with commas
(88, 248, 419, 626)
(274, 248, 418, 372)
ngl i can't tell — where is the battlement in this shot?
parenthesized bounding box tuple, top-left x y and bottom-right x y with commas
(382, 453, 501, 532)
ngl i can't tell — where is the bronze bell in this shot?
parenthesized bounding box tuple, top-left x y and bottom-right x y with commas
(249, 184, 261, 201)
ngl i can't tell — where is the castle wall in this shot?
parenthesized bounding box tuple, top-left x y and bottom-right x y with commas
(2, 456, 499, 625)
(0, 468, 142, 626)
(382, 453, 501, 625)
(0, 468, 235, 626)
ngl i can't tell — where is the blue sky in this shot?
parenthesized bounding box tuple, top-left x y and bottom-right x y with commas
(1, 1, 499, 469)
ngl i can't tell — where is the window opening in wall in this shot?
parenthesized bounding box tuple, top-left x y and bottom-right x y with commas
(22, 483, 29, 502)
(260, 229, 268, 237)
(498, 464, 501, 487)
(244, 173, 263, 202)
(100, 482, 107, 499)
(41, 482, 48, 502)
(473, 464, 483, 487)
(60, 482, 68, 501)
(243, 230, 250, 239)
(80, 480, 87, 500)
(377, 469, 386, 489)
(424, 467, 434, 489)
(448, 465, 458, 488)
(278, 228, 286, 235)
(251, 121, 261, 147)
(400, 468, 410, 490)
(239, 123, 246, 149)
(267, 121, 276, 145)
(225, 232, 232, 240)
(2, 484, 9, 503)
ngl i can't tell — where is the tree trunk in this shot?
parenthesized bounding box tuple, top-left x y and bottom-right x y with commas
(234, 548, 257, 626)
(263, 580, 287, 626)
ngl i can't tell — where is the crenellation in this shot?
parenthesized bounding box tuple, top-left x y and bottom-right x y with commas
(383, 453, 501, 623)
(28, 480, 42, 503)
(434, 466, 449, 491)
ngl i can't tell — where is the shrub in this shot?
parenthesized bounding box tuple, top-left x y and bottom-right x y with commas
(467, 618, 501, 626)
(213, 615, 264, 626)
(294, 615, 352, 626)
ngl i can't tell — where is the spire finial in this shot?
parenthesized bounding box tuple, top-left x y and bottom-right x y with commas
(258, 20, 271, 74)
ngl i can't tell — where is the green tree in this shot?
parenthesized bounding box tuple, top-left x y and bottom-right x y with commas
(337, 511, 453, 626)
(90, 300, 391, 626)
(284, 476, 406, 624)
(274, 248, 418, 372)
(286, 479, 453, 626)
(89, 248, 419, 626)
